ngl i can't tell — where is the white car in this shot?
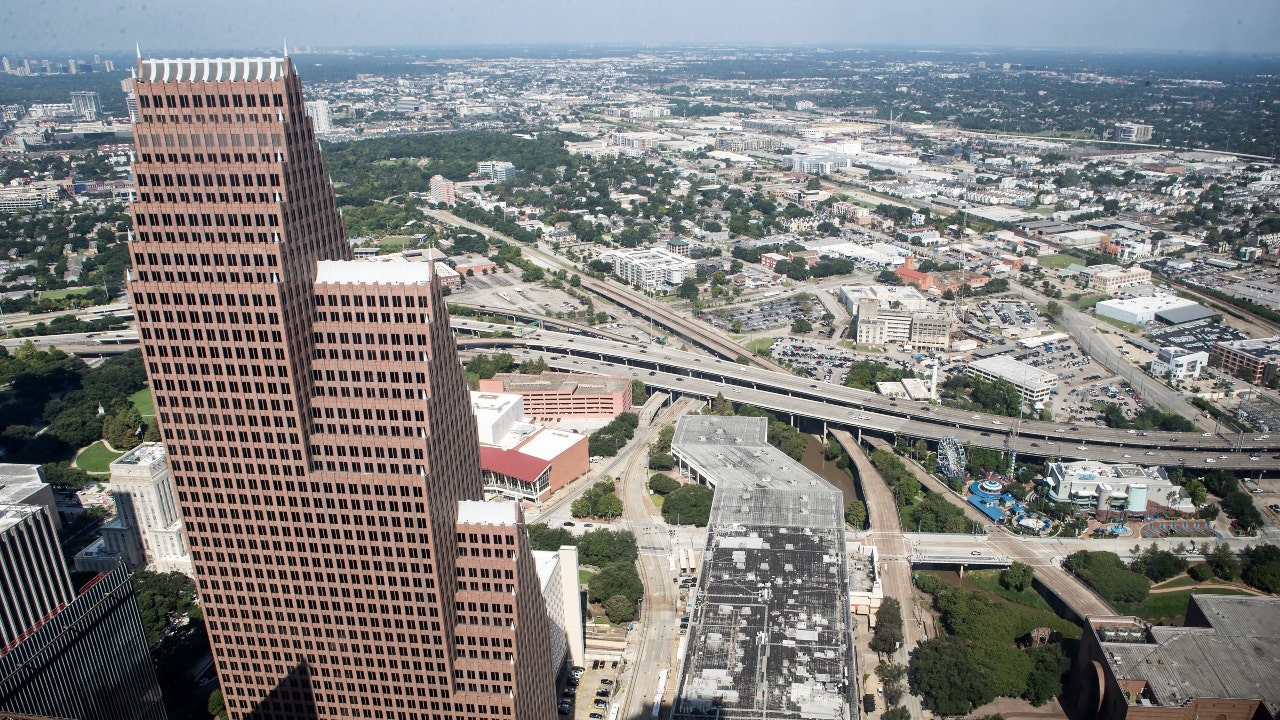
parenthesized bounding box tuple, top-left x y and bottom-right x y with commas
(992, 420, 1003, 425)
(1145, 451, 1155, 455)
(1205, 458, 1216, 463)
(1201, 432, 1212, 437)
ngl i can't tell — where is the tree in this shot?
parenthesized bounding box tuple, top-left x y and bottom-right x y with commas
(526, 523, 576, 551)
(1043, 300, 1063, 321)
(588, 562, 643, 604)
(595, 492, 623, 519)
(910, 635, 994, 715)
(676, 277, 700, 301)
(1001, 562, 1034, 592)
(845, 500, 868, 529)
(208, 690, 228, 720)
(1207, 543, 1241, 581)
(1063, 551, 1149, 602)
(806, 176, 822, 190)
(131, 570, 198, 646)
(869, 597, 903, 653)
(1188, 563, 1214, 581)
(631, 379, 649, 405)
(649, 473, 681, 495)
(791, 317, 813, 334)
(578, 529, 638, 567)
(603, 594, 637, 625)
(882, 707, 911, 720)
(571, 496, 594, 518)
(661, 484, 715, 526)
(1131, 544, 1188, 582)
(1023, 645, 1069, 707)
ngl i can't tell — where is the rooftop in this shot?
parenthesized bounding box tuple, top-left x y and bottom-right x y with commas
(112, 442, 166, 468)
(968, 355, 1058, 389)
(456, 500, 520, 527)
(1095, 295, 1198, 315)
(471, 391, 523, 425)
(0, 503, 46, 536)
(672, 416, 852, 720)
(314, 259, 436, 286)
(489, 372, 630, 395)
(1092, 595, 1280, 716)
(479, 446, 550, 483)
(0, 464, 46, 506)
(516, 428, 587, 461)
(1215, 336, 1280, 359)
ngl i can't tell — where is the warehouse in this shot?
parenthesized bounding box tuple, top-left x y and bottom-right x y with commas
(1094, 296, 1200, 326)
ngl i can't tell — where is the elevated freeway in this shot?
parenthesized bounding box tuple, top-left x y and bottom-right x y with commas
(452, 319, 1280, 467)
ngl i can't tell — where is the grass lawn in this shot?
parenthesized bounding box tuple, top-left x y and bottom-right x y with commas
(962, 569, 1055, 612)
(37, 287, 93, 300)
(129, 387, 155, 417)
(1037, 254, 1077, 270)
(77, 441, 124, 473)
(374, 236, 417, 253)
(1072, 294, 1108, 310)
(1112, 587, 1251, 622)
(746, 337, 775, 354)
(578, 569, 595, 586)
(651, 493, 665, 509)
(1093, 313, 1143, 333)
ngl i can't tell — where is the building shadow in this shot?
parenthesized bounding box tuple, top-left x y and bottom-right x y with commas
(244, 662, 317, 720)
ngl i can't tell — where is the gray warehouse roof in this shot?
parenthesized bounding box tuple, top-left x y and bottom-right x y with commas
(1154, 303, 1219, 326)
(672, 416, 853, 720)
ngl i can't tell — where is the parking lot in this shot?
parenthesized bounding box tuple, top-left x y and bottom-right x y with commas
(1147, 319, 1247, 354)
(974, 299, 1050, 336)
(559, 660, 621, 720)
(703, 294, 823, 334)
(1059, 378, 1149, 426)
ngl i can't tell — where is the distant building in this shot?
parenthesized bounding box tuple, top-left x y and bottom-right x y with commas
(433, 261, 461, 289)
(1043, 460, 1189, 514)
(895, 255, 989, 294)
(531, 546, 585, 676)
(967, 356, 1057, 404)
(1073, 595, 1280, 720)
(478, 373, 633, 419)
(120, 77, 139, 123)
(477, 160, 516, 182)
(1149, 347, 1208, 381)
(1083, 264, 1152, 292)
(69, 91, 101, 121)
(852, 299, 951, 349)
(608, 248, 696, 290)
(429, 174, 457, 205)
(1210, 337, 1280, 384)
(670, 416, 854, 720)
(1113, 122, 1154, 142)
(838, 284, 928, 312)
(303, 99, 333, 134)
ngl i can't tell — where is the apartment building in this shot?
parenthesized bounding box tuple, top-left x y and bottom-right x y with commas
(967, 356, 1057, 404)
(609, 247, 696, 289)
(430, 174, 457, 205)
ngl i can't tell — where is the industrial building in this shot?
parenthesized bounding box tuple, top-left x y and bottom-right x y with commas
(1210, 337, 1280, 385)
(671, 416, 855, 720)
(608, 247, 697, 290)
(478, 372, 632, 419)
(966, 356, 1057, 404)
(1042, 461, 1191, 514)
(1094, 296, 1201, 326)
(1149, 346, 1209, 381)
(1073, 595, 1280, 720)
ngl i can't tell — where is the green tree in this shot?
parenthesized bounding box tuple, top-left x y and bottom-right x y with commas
(649, 473, 681, 495)
(208, 690, 228, 720)
(588, 562, 644, 604)
(661, 484, 715, 526)
(1188, 563, 1214, 581)
(1131, 544, 1188, 582)
(1207, 543, 1241, 581)
(882, 707, 911, 720)
(526, 523, 576, 551)
(1043, 300, 1063, 320)
(577, 529, 638, 567)
(870, 597, 904, 653)
(1001, 562, 1034, 592)
(910, 635, 993, 715)
(595, 492, 624, 519)
(631, 379, 649, 405)
(570, 497, 594, 518)
(791, 317, 813, 333)
(845, 500, 868, 529)
(603, 594, 637, 625)
(131, 570, 198, 646)
(676, 277, 700, 300)
(1023, 644, 1069, 707)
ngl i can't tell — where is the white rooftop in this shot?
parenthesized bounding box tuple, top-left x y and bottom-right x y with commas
(1095, 295, 1197, 314)
(531, 549, 561, 593)
(470, 391, 523, 422)
(315, 260, 436, 286)
(456, 500, 519, 527)
(969, 355, 1057, 389)
(518, 428, 587, 461)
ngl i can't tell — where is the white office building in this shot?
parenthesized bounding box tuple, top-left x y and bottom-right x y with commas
(609, 248, 696, 290)
(477, 160, 516, 182)
(967, 356, 1057, 404)
(1150, 346, 1209, 381)
(471, 391, 526, 446)
(1042, 461, 1190, 514)
(304, 99, 333, 134)
(838, 284, 928, 312)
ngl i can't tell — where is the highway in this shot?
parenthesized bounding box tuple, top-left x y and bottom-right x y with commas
(449, 319, 1280, 467)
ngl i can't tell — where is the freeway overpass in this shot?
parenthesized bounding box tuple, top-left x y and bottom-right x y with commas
(451, 319, 1280, 468)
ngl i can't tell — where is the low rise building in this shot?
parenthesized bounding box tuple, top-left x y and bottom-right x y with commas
(477, 160, 516, 182)
(1083, 264, 1152, 292)
(838, 284, 928, 312)
(1073, 595, 1280, 720)
(852, 299, 951, 349)
(470, 391, 589, 501)
(1094, 295, 1199, 325)
(478, 372, 632, 419)
(1042, 460, 1189, 514)
(1149, 346, 1208, 381)
(967, 355, 1057, 404)
(433, 261, 462, 289)
(1113, 122, 1154, 142)
(1210, 337, 1280, 384)
(608, 248, 696, 290)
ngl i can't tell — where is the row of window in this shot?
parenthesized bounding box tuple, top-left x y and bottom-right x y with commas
(316, 294, 429, 309)
(137, 190, 277, 206)
(314, 331, 429, 347)
(133, 229, 278, 244)
(137, 169, 281, 188)
(135, 210, 280, 228)
(315, 311, 426, 325)
(138, 150, 278, 164)
(138, 130, 282, 149)
(141, 92, 285, 109)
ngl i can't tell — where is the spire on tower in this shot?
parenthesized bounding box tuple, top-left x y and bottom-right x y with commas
(135, 41, 141, 59)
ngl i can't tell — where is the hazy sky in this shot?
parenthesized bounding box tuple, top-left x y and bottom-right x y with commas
(3, 0, 1278, 55)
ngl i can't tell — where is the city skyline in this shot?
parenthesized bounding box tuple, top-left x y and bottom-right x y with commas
(2, 0, 1278, 55)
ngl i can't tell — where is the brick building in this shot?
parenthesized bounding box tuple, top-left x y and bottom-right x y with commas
(478, 373, 632, 420)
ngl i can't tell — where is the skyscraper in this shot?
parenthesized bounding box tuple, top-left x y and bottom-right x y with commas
(0, 503, 73, 648)
(126, 55, 554, 720)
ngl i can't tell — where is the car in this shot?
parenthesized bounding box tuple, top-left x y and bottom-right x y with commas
(1219, 455, 1229, 460)
(971, 415, 980, 420)
(600, 679, 614, 686)
(1077, 446, 1087, 450)
(970, 550, 982, 556)
(593, 700, 608, 709)
(558, 705, 571, 715)
(992, 419, 1003, 425)
(1252, 455, 1261, 461)
(1126, 429, 1136, 434)
(1030, 442, 1039, 448)
(980, 432, 991, 437)
(590, 714, 605, 720)
(1122, 454, 1131, 458)
(562, 689, 576, 698)
(675, 377, 684, 382)
(1145, 451, 1155, 456)
(563, 521, 575, 527)
(596, 689, 611, 698)
(583, 523, 594, 528)
(1205, 458, 1216, 463)
(648, 371, 656, 376)
(1202, 432, 1212, 437)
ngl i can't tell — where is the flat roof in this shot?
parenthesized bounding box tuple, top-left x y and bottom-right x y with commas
(490, 372, 630, 395)
(968, 355, 1057, 389)
(672, 416, 852, 720)
(314, 259, 435, 286)
(1095, 296, 1198, 315)
(456, 499, 520, 527)
(1094, 595, 1280, 716)
(0, 464, 46, 506)
(1155, 303, 1219, 325)
(516, 428, 586, 461)
(112, 442, 166, 468)
(471, 391, 523, 424)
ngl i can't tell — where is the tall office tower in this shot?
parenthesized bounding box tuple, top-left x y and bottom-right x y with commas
(0, 504, 73, 648)
(0, 563, 168, 720)
(303, 99, 332, 134)
(127, 55, 554, 720)
(70, 91, 102, 121)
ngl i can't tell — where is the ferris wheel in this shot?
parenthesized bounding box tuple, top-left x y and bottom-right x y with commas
(937, 436, 967, 483)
